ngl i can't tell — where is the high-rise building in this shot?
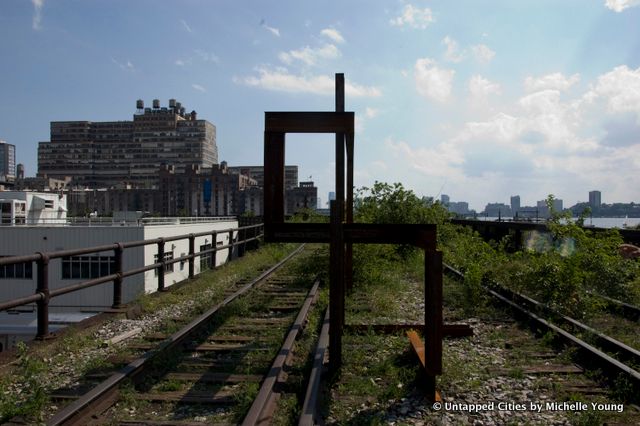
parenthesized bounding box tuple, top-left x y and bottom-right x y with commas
(589, 190, 601, 209)
(441, 194, 450, 205)
(38, 99, 218, 188)
(0, 140, 16, 180)
(510, 195, 520, 215)
(484, 203, 512, 217)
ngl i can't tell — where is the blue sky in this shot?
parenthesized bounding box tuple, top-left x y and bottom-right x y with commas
(1, 0, 640, 211)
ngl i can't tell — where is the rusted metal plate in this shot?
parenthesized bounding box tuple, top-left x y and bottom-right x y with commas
(407, 330, 426, 368)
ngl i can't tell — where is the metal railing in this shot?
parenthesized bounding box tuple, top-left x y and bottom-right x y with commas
(0, 216, 237, 227)
(0, 223, 263, 339)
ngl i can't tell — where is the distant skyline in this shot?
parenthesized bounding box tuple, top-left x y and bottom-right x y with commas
(1, 1, 640, 212)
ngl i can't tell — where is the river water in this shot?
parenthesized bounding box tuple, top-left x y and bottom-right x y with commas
(475, 217, 640, 229)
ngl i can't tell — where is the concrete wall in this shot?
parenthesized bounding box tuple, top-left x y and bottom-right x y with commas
(141, 220, 238, 293)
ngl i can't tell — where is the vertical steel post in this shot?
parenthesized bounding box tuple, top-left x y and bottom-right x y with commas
(329, 200, 344, 373)
(157, 238, 165, 292)
(334, 73, 346, 330)
(241, 226, 247, 257)
(188, 233, 195, 279)
(263, 131, 286, 239)
(35, 253, 50, 340)
(345, 132, 354, 293)
(211, 232, 218, 269)
(424, 249, 443, 400)
(335, 73, 345, 223)
(228, 230, 234, 262)
(112, 243, 123, 309)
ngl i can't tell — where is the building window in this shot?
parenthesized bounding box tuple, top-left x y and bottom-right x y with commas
(61, 256, 115, 280)
(154, 251, 174, 276)
(0, 257, 33, 279)
(199, 244, 213, 271)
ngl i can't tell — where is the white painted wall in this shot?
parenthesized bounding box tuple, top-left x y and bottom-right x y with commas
(141, 220, 238, 293)
(0, 219, 238, 311)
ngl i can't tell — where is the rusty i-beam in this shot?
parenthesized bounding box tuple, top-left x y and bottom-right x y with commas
(263, 74, 443, 400)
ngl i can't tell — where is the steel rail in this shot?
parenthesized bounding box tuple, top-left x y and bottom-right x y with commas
(443, 263, 640, 399)
(299, 306, 330, 426)
(47, 244, 305, 426)
(594, 293, 640, 321)
(242, 277, 322, 425)
(489, 284, 640, 367)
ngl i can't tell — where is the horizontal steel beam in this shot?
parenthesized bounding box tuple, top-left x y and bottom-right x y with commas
(265, 112, 354, 133)
(265, 223, 437, 249)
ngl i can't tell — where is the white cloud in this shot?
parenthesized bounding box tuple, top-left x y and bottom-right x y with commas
(111, 58, 135, 72)
(364, 107, 379, 119)
(321, 28, 345, 44)
(347, 81, 383, 98)
(260, 20, 280, 37)
(390, 4, 434, 29)
(194, 49, 220, 64)
(32, 0, 44, 30)
(371, 160, 388, 170)
(192, 84, 206, 93)
(583, 65, 640, 119)
(279, 44, 340, 66)
(414, 58, 455, 103)
(386, 138, 464, 178)
(459, 113, 522, 145)
(389, 64, 640, 208)
(469, 75, 501, 100)
(605, 0, 640, 12)
(471, 44, 495, 64)
(524, 72, 580, 92)
(356, 108, 380, 132)
(175, 50, 218, 68)
(234, 67, 381, 97)
(442, 36, 464, 63)
(180, 19, 192, 33)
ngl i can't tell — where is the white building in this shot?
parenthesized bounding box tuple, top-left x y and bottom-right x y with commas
(0, 191, 67, 225)
(0, 192, 240, 350)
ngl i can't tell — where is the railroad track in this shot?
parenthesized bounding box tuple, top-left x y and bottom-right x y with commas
(443, 263, 640, 404)
(594, 293, 640, 322)
(43, 244, 327, 425)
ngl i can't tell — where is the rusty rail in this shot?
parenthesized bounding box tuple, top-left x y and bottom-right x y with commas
(443, 263, 640, 402)
(0, 223, 263, 339)
(47, 243, 303, 426)
(299, 306, 330, 426)
(242, 277, 321, 425)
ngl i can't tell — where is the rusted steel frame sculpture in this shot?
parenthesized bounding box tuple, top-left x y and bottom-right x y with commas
(263, 74, 443, 400)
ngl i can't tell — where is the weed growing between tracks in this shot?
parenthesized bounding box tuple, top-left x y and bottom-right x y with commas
(0, 242, 299, 424)
(0, 342, 48, 422)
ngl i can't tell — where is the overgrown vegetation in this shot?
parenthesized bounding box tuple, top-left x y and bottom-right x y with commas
(0, 342, 48, 423)
(354, 183, 640, 319)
